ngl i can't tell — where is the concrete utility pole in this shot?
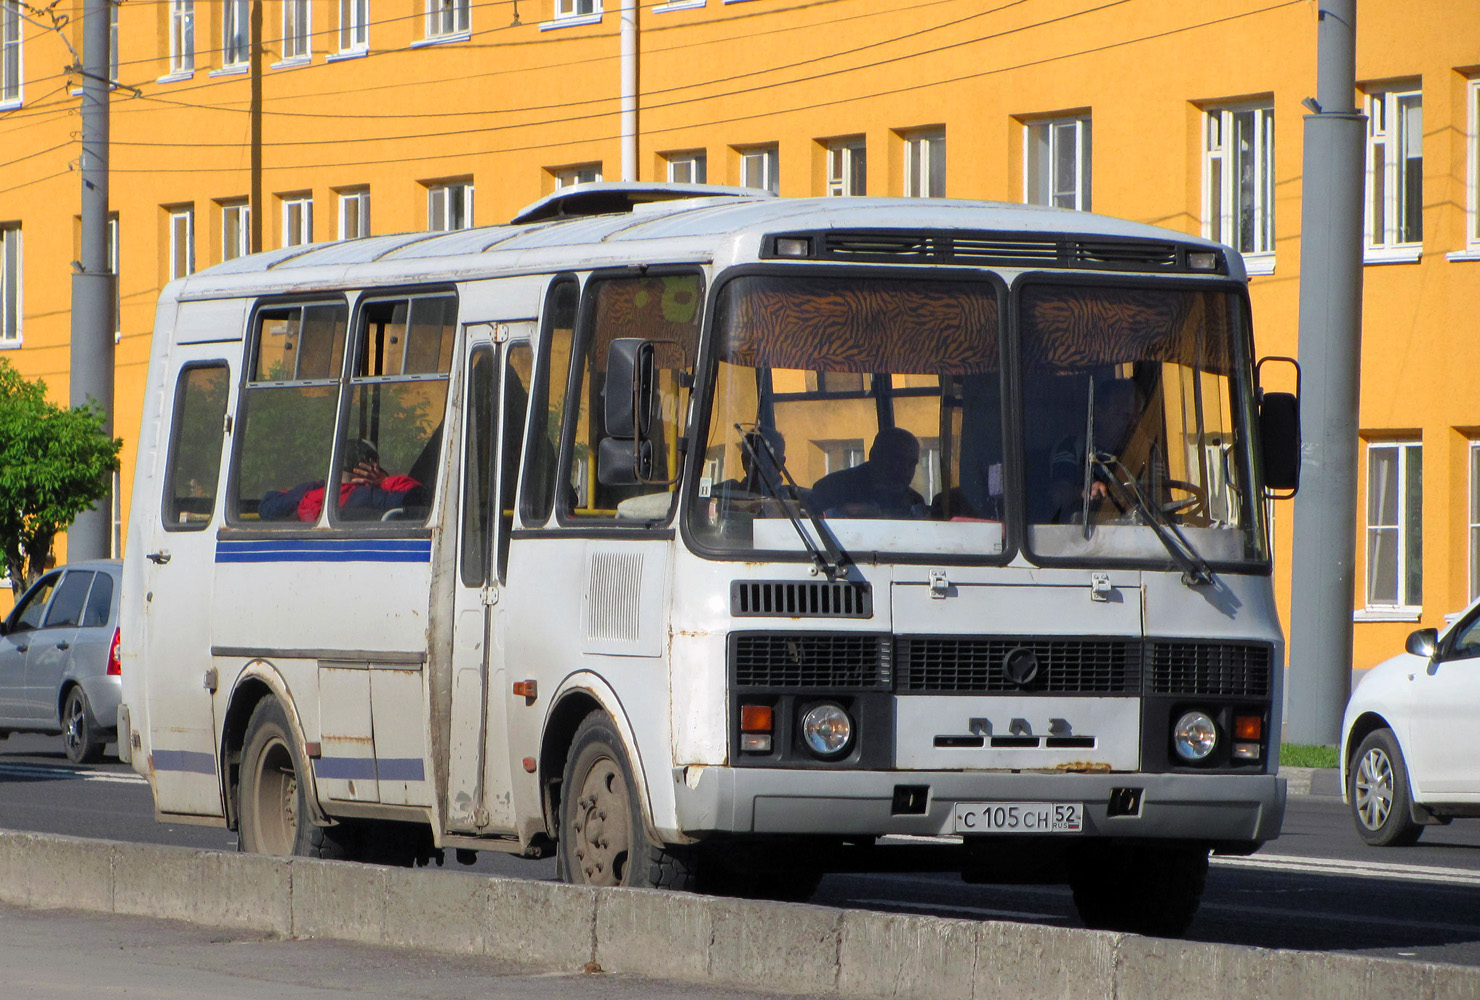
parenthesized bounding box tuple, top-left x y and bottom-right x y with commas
(619, 0, 637, 181)
(250, 0, 264, 252)
(68, 0, 117, 561)
(1287, 0, 1366, 744)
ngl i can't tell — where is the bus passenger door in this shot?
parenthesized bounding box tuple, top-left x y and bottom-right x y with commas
(447, 329, 532, 835)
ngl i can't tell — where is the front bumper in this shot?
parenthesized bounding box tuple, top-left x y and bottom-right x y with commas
(672, 766, 1285, 845)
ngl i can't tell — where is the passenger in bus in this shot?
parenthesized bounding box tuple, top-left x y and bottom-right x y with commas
(1045, 378, 1156, 523)
(258, 440, 427, 522)
(716, 428, 795, 499)
(809, 427, 925, 518)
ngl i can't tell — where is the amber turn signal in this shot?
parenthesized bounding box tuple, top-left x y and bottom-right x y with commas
(740, 704, 773, 733)
(1234, 715, 1262, 741)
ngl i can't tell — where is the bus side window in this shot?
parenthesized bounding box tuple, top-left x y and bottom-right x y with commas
(520, 278, 578, 527)
(163, 362, 230, 529)
(498, 342, 532, 581)
(233, 303, 348, 524)
(561, 272, 702, 521)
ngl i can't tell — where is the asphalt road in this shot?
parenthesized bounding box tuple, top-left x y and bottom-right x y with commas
(4, 733, 1480, 967)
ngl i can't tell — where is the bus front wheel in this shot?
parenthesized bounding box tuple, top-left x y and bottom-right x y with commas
(558, 712, 696, 890)
(1068, 842, 1208, 937)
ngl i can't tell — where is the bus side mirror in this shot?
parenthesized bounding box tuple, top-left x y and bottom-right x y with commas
(600, 338, 658, 485)
(1259, 390, 1300, 494)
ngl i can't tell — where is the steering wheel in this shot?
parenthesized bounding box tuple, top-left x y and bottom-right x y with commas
(1161, 479, 1209, 524)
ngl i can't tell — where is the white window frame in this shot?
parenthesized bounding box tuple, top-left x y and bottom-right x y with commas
(1203, 103, 1275, 271)
(1024, 116, 1089, 210)
(1465, 78, 1480, 255)
(222, 201, 250, 261)
(3, 0, 23, 106)
(338, 188, 369, 240)
(169, 0, 194, 74)
(665, 152, 706, 185)
(223, 0, 249, 67)
(426, 0, 469, 38)
(0, 224, 20, 346)
(825, 139, 866, 197)
(339, 0, 368, 53)
(281, 196, 312, 247)
(427, 182, 473, 231)
(553, 165, 601, 190)
(555, 0, 601, 18)
(904, 129, 946, 198)
(282, 0, 310, 61)
(107, 215, 119, 336)
(1364, 85, 1423, 260)
(1364, 440, 1422, 614)
(168, 208, 194, 280)
(738, 146, 778, 195)
(1471, 441, 1480, 601)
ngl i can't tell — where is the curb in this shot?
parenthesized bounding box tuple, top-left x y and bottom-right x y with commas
(1282, 766, 1342, 798)
(0, 830, 1475, 999)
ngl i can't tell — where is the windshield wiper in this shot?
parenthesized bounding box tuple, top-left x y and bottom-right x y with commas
(735, 424, 850, 581)
(1090, 453, 1215, 587)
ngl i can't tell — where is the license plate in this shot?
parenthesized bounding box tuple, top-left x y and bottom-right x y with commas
(953, 801, 1083, 834)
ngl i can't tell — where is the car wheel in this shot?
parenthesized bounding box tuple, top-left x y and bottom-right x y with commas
(1350, 728, 1424, 847)
(558, 712, 697, 890)
(62, 687, 106, 765)
(237, 699, 350, 859)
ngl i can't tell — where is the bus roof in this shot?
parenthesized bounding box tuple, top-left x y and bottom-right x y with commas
(170, 188, 1236, 302)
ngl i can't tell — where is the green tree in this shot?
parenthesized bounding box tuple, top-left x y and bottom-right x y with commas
(0, 359, 122, 589)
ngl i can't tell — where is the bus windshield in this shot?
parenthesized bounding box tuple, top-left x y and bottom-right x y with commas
(688, 272, 1266, 568)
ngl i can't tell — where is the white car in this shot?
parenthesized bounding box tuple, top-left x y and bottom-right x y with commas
(1341, 604, 1480, 845)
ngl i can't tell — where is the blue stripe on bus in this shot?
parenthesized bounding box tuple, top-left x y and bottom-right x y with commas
(152, 749, 217, 775)
(314, 756, 426, 782)
(216, 537, 432, 564)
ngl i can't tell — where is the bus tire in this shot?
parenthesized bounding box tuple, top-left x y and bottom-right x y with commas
(558, 711, 696, 890)
(1068, 842, 1207, 938)
(237, 698, 349, 860)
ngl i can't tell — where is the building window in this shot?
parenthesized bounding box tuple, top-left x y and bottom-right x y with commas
(1471, 442, 1480, 600)
(339, 0, 368, 52)
(1366, 440, 1422, 611)
(1365, 86, 1422, 252)
(282, 0, 309, 59)
(169, 0, 194, 74)
(427, 181, 473, 231)
(427, 0, 469, 37)
(168, 208, 194, 280)
(1466, 78, 1480, 251)
(738, 146, 778, 194)
(1204, 104, 1274, 261)
(903, 129, 945, 198)
(338, 188, 369, 239)
(1025, 116, 1089, 210)
(666, 151, 706, 184)
(222, 201, 249, 260)
(3, 1, 21, 105)
(0, 224, 18, 345)
(107, 215, 119, 335)
(826, 138, 866, 196)
(223, 0, 249, 67)
(282, 195, 312, 247)
(553, 164, 601, 189)
(555, 0, 601, 17)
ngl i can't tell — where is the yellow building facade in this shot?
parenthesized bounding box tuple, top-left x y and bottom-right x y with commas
(1, 0, 1478, 672)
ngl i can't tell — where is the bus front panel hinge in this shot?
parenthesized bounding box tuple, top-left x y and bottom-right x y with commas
(1090, 572, 1112, 602)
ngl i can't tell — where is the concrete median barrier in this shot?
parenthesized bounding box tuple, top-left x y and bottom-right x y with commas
(2, 829, 1479, 999)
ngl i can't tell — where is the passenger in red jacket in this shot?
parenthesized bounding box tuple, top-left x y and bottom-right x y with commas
(259, 440, 427, 522)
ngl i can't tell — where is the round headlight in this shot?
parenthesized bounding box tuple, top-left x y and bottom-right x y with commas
(1173, 711, 1218, 761)
(801, 703, 853, 758)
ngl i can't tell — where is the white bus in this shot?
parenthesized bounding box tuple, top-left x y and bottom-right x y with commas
(120, 185, 1299, 937)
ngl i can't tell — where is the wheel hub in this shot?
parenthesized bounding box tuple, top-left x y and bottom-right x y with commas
(570, 757, 630, 885)
(1355, 747, 1394, 830)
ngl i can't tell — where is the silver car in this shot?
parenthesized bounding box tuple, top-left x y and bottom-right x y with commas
(0, 560, 122, 764)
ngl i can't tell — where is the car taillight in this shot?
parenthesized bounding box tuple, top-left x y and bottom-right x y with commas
(107, 627, 121, 676)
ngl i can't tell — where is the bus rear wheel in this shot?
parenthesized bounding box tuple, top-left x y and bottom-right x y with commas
(237, 698, 349, 860)
(558, 712, 696, 890)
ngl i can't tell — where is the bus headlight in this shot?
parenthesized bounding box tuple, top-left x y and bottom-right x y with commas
(1173, 711, 1218, 761)
(801, 703, 853, 758)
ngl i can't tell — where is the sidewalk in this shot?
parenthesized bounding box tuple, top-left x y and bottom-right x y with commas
(1282, 766, 1342, 798)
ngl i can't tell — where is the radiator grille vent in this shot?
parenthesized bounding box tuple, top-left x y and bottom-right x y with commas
(794, 230, 1203, 273)
(731, 580, 873, 618)
(731, 633, 890, 689)
(1146, 641, 1272, 697)
(897, 637, 1140, 695)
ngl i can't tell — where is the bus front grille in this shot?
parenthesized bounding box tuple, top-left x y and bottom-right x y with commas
(730, 580, 873, 618)
(730, 632, 891, 689)
(1146, 641, 1272, 697)
(896, 637, 1141, 695)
